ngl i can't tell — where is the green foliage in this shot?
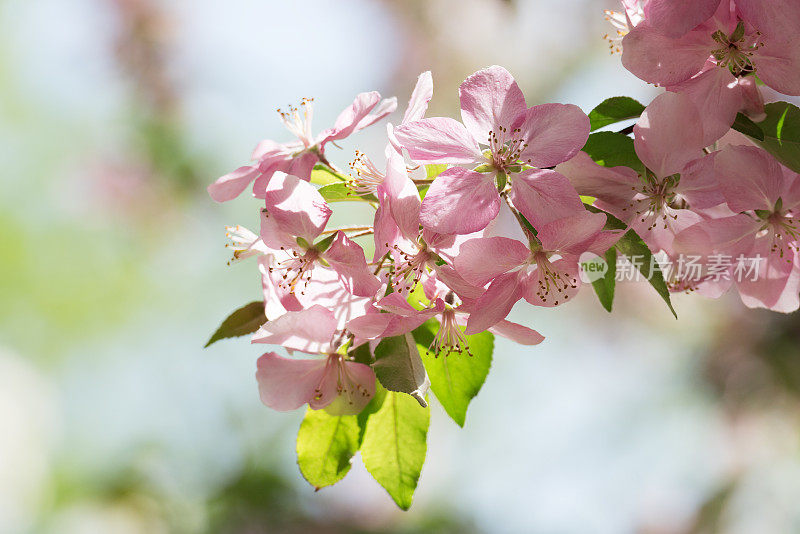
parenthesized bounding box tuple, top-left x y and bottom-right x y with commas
(360, 391, 430, 510)
(296, 408, 361, 489)
(731, 103, 800, 173)
(591, 247, 617, 312)
(755, 102, 800, 173)
(581, 131, 644, 172)
(587, 206, 677, 318)
(309, 163, 343, 185)
(412, 320, 493, 427)
(425, 164, 448, 178)
(588, 97, 645, 131)
(318, 183, 377, 203)
(731, 113, 764, 141)
(204, 301, 267, 347)
(373, 334, 430, 407)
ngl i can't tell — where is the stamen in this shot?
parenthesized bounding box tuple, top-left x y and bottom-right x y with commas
(277, 97, 315, 147)
(347, 151, 385, 195)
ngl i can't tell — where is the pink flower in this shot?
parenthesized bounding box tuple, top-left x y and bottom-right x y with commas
(260, 172, 381, 297)
(603, 0, 647, 54)
(393, 65, 590, 234)
(253, 306, 376, 414)
(208, 92, 397, 202)
(675, 145, 800, 312)
(388, 71, 434, 154)
(346, 291, 544, 356)
(557, 92, 722, 254)
(454, 211, 621, 333)
(621, 0, 800, 143)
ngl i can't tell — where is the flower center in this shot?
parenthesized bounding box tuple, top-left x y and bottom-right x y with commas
(486, 126, 529, 172)
(267, 246, 320, 294)
(390, 238, 433, 292)
(711, 22, 763, 77)
(621, 173, 682, 230)
(347, 151, 385, 196)
(529, 251, 578, 306)
(431, 307, 472, 357)
(765, 210, 800, 261)
(277, 97, 315, 147)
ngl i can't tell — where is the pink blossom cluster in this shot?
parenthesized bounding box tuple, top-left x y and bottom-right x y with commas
(209, 0, 800, 415)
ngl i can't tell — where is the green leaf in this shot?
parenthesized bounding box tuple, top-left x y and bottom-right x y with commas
(357, 383, 387, 443)
(360, 391, 430, 510)
(589, 97, 646, 131)
(731, 112, 764, 141)
(318, 183, 376, 203)
(412, 321, 493, 427)
(296, 408, 360, 489)
(753, 102, 800, 173)
(586, 205, 677, 318)
(373, 334, 430, 407)
(310, 163, 344, 185)
(425, 164, 448, 179)
(590, 247, 617, 312)
(615, 229, 677, 319)
(581, 132, 644, 173)
(204, 301, 266, 348)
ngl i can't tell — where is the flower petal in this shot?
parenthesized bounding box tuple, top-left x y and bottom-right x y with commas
(621, 24, 713, 86)
(643, 0, 721, 37)
(419, 167, 501, 234)
(208, 165, 260, 202)
(714, 145, 785, 212)
(320, 360, 376, 415)
(556, 152, 641, 207)
(324, 232, 381, 297)
(517, 103, 591, 167)
(536, 211, 607, 253)
(487, 320, 545, 345)
(459, 65, 527, 142)
(264, 172, 332, 243)
(455, 236, 530, 286)
(251, 305, 337, 354)
(255, 353, 327, 411)
(403, 71, 434, 124)
(634, 92, 706, 178)
(509, 169, 585, 230)
(320, 91, 382, 143)
(394, 117, 481, 164)
(465, 272, 524, 334)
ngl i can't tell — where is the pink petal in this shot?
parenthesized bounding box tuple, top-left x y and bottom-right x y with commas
(255, 353, 328, 411)
(324, 232, 381, 297)
(754, 40, 800, 96)
(284, 151, 319, 182)
(354, 97, 399, 132)
(634, 92, 706, 178)
(517, 103, 591, 168)
(556, 152, 641, 207)
(736, 240, 800, 312)
(455, 236, 529, 286)
(346, 312, 394, 339)
(621, 25, 713, 86)
(394, 117, 481, 164)
(321, 91, 382, 143)
(372, 201, 401, 261)
(459, 65, 527, 142)
(509, 169, 585, 230)
(383, 150, 421, 241)
(264, 172, 332, 243)
(644, 0, 721, 37)
(487, 320, 545, 345)
(403, 71, 434, 124)
(208, 165, 260, 202)
(419, 167, 500, 234)
(736, 0, 800, 40)
(251, 305, 337, 354)
(465, 271, 524, 334)
(677, 153, 725, 209)
(536, 211, 608, 253)
(666, 65, 745, 146)
(319, 360, 376, 415)
(522, 258, 581, 307)
(714, 145, 785, 212)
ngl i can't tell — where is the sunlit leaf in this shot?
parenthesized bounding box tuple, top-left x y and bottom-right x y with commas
(296, 408, 360, 489)
(204, 301, 266, 348)
(589, 96, 645, 131)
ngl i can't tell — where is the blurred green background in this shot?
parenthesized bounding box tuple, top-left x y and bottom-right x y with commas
(3, 0, 800, 532)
